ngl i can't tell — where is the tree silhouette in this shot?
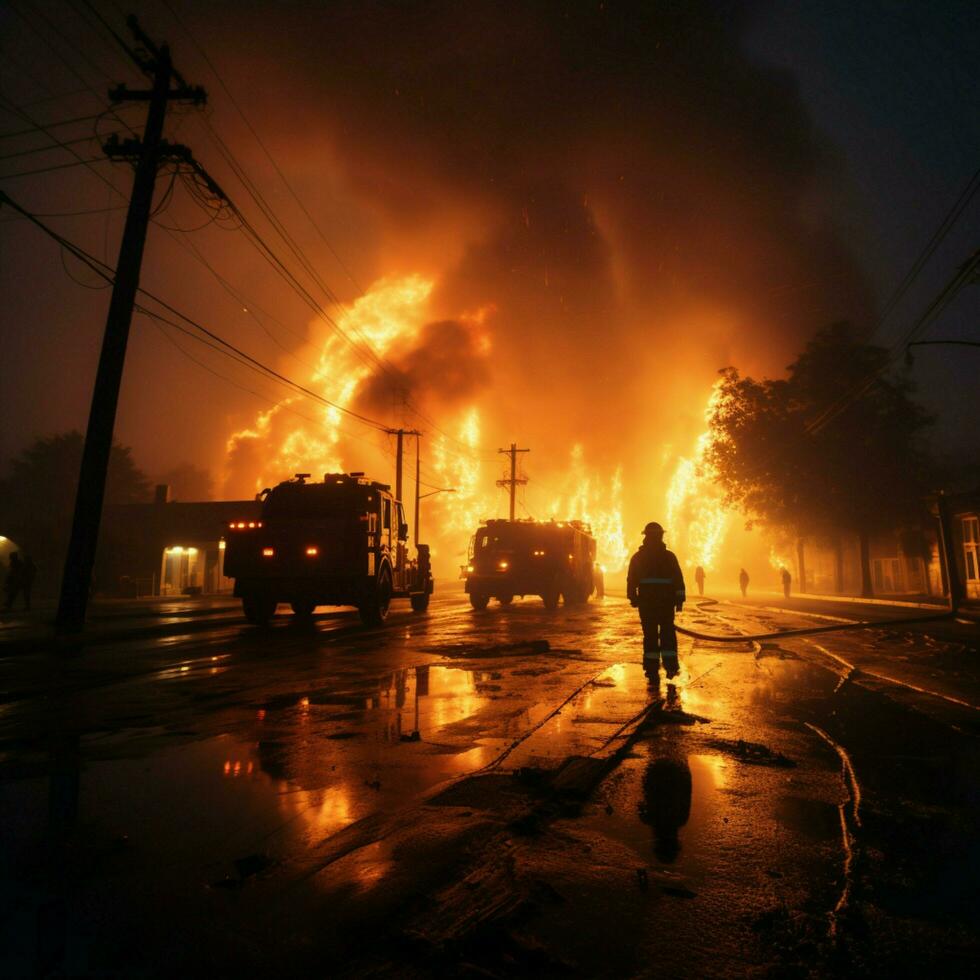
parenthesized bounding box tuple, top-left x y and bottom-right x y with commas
(705, 322, 933, 595)
(0, 432, 151, 596)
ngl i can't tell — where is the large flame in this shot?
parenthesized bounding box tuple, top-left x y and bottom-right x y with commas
(532, 445, 628, 572)
(224, 274, 633, 576)
(225, 275, 434, 493)
(664, 383, 730, 570)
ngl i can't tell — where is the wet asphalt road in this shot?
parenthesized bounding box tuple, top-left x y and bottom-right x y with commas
(1, 592, 978, 977)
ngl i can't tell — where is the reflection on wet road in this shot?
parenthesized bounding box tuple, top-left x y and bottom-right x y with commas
(1, 592, 977, 976)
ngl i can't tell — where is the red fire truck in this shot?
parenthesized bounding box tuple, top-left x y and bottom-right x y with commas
(223, 473, 433, 626)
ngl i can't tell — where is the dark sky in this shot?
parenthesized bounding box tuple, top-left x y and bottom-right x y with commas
(1, 0, 977, 498)
(744, 0, 979, 456)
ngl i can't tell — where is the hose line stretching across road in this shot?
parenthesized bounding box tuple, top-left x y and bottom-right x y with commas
(675, 597, 954, 643)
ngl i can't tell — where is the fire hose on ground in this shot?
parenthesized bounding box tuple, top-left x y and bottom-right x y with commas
(609, 592, 956, 643)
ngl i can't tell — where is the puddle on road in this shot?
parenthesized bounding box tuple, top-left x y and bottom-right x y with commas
(587, 745, 731, 884)
(1, 663, 553, 884)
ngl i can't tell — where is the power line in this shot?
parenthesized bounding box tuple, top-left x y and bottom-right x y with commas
(3, 12, 499, 470)
(142, 314, 436, 481)
(0, 109, 138, 139)
(146, 21, 488, 453)
(116, 11, 496, 459)
(807, 246, 980, 435)
(0, 189, 396, 434)
(909, 339, 980, 349)
(72, 0, 147, 77)
(799, 165, 980, 437)
(157, 0, 364, 294)
(0, 156, 108, 179)
(872, 163, 980, 339)
(0, 129, 122, 162)
(12, 0, 124, 87)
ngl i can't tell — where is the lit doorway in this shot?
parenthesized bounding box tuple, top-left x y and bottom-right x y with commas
(160, 546, 202, 595)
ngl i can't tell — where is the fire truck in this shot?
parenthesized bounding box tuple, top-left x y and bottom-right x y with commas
(464, 518, 602, 610)
(223, 473, 433, 626)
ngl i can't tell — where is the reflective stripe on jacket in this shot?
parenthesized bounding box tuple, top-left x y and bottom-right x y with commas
(627, 543, 686, 606)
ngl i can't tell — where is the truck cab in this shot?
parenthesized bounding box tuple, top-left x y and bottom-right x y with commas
(464, 518, 601, 610)
(223, 472, 433, 626)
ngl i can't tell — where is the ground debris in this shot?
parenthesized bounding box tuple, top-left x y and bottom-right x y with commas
(233, 852, 274, 879)
(705, 737, 796, 767)
(755, 643, 798, 661)
(661, 883, 698, 899)
(432, 639, 552, 659)
(210, 852, 275, 890)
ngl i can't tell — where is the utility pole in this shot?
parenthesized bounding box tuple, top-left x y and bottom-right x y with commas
(414, 432, 421, 548)
(497, 443, 529, 521)
(56, 18, 205, 633)
(385, 428, 421, 506)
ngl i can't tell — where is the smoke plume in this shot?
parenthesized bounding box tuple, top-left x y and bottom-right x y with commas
(210, 0, 871, 569)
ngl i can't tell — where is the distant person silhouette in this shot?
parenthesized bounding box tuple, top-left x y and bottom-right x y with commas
(739, 567, 749, 598)
(780, 567, 791, 599)
(3, 553, 26, 611)
(627, 522, 685, 673)
(639, 756, 692, 863)
(694, 565, 705, 596)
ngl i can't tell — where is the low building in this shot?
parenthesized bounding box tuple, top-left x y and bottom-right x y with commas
(944, 489, 980, 602)
(104, 486, 260, 597)
(795, 524, 943, 600)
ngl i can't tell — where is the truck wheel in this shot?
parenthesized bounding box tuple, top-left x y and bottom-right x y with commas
(242, 594, 277, 626)
(542, 586, 560, 610)
(359, 564, 393, 625)
(498, 593, 513, 606)
(469, 592, 489, 611)
(291, 599, 316, 619)
(410, 592, 430, 613)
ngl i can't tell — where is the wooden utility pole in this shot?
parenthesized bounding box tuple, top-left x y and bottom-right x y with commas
(497, 443, 529, 521)
(414, 432, 421, 548)
(56, 19, 205, 633)
(385, 428, 421, 506)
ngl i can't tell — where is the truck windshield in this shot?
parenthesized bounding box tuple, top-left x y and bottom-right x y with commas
(475, 528, 513, 552)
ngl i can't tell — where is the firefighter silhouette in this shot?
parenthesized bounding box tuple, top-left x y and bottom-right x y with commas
(694, 565, 705, 596)
(627, 522, 685, 670)
(739, 567, 749, 598)
(780, 567, 791, 599)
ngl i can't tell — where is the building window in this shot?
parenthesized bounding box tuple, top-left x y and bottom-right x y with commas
(963, 516, 980, 584)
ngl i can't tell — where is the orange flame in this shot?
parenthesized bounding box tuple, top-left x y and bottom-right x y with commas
(664, 383, 730, 570)
(536, 445, 628, 572)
